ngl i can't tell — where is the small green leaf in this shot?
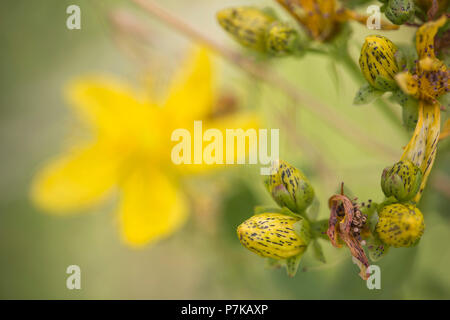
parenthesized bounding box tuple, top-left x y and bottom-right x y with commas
(354, 83, 383, 105)
(310, 219, 329, 240)
(366, 234, 390, 262)
(307, 198, 320, 220)
(254, 206, 282, 214)
(312, 240, 326, 263)
(374, 75, 397, 91)
(293, 218, 311, 245)
(395, 45, 418, 71)
(266, 258, 283, 269)
(285, 254, 303, 277)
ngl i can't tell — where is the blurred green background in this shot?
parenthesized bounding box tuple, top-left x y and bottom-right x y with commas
(0, 0, 449, 299)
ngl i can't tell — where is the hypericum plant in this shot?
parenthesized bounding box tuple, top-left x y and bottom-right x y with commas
(224, 1, 449, 281)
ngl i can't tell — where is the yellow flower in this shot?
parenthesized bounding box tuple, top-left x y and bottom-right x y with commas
(275, 0, 398, 41)
(395, 16, 448, 202)
(396, 16, 449, 103)
(31, 47, 259, 247)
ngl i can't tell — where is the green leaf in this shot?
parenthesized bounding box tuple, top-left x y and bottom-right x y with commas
(307, 198, 320, 220)
(395, 45, 418, 71)
(353, 83, 383, 105)
(374, 75, 398, 91)
(310, 219, 329, 240)
(293, 218, 311, 244)
(254, 206, 282, 214)
(366, 234, 390, 262)
(312, 240, 326, 263)
(265, 258, 283, 269)
(285, 254, 303, 277)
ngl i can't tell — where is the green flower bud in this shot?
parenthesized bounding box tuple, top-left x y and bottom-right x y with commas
(381, 160, 422, 202)
(385, 0, 415, 25)
(237, 213, 310, 259)
(359, 35, 399, 91)
(216, 7, 275, 52)
(376, 203, 425, 247)
(264, 160, 315, 213)
(265, 22, 300, 56)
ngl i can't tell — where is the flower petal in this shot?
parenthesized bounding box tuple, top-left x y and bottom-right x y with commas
(67, 76, 152, 136)
(31, 142, 120, 213)
(416, 15, 446, 60)
(401, 101, 441, 202)
(395, 71, 419, 98)
(164, 47, 215, 122)
(118, 168, 188, 247)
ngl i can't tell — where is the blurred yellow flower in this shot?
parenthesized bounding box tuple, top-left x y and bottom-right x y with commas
(31, 46, 258, 247)
(275, 0, 398, 42)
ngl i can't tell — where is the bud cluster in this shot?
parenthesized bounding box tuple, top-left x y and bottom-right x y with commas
(236, 160, 318, 277)
(217, 7, 302, 56)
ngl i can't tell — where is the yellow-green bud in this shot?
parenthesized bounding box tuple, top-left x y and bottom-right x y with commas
(381, 160, 422, 202)
(265, 22, 300, 56)
(216, 7, 275, 52)
(359, 35, 399, 91)
(376, 203, 425, 247)
(264, 160, 315, 213)
(385, 0, 415, 25)
(237, 213, 310, 259)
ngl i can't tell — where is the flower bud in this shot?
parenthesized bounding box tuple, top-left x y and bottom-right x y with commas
(359, 35, 399, 91)
(381, 160, 422, 202)
(385, 0, 415, 25)
(265, 21, 300, 56)
(216, 7, 275, 52)
(264, 160, 315, 213)
(237, 213, 310, 259)
(376, 203, 425, 247)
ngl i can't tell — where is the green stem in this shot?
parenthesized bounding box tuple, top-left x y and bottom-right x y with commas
(338, 50, 405, 132)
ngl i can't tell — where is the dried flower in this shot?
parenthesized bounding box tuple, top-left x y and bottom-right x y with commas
(327, 185, 370, 280)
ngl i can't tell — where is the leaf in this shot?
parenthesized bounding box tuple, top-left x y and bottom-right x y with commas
(265, 258, 283, 269)
(312, 240, 326, 263)
(285, 254, 303, 277)
(374, 75, 398, 91)
(254, 205, 282, 214)
(353, 83, 383, 105)
(310, 219, 329, 240)
(366, 234, 390, 262)
(293, 218, 311, 244)
(307, 198, 320, 221)
(395, 45, 418, 71)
